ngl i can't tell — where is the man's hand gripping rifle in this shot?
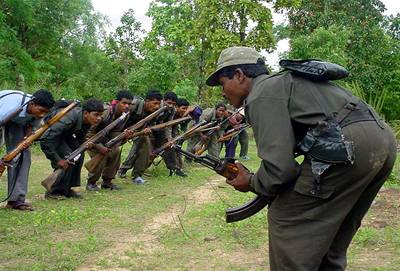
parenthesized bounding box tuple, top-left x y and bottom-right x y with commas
(172, 145, 273, 223)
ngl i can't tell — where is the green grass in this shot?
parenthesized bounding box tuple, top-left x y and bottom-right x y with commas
(0, 140, 399, 270)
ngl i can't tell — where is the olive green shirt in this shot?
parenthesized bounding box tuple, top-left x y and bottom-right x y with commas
(40, 107, 89, 164)
(200, 108, 229, 137)
(86, 106, 129, 148)
(245, 72, 360, 197)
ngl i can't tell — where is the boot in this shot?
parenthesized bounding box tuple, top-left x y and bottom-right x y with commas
(174, 168, 188, 177)
(101, 179, 121, 190)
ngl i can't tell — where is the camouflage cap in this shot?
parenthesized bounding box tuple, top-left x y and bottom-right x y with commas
(206, 46, 263, 86)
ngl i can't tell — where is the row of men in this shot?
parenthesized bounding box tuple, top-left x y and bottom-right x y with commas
(0, 89, 249, 211)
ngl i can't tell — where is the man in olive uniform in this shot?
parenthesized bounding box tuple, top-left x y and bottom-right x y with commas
(151, 91, 182, 176)
(40, 99, 103, 199)
(85, 90, 133, 191)
(186, 103, 228, 158)
(0, 89, 55, 211)
(162, 98, 198, 177)
(118, 90, 162, 184)
(206, 46, 397, 271)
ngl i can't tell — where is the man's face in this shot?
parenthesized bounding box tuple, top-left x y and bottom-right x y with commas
(144, 99, 161, 113)
(218, 70, 250, 108)
(164, 99, 176, 108)
(116, 98, 132, 114)
(215, 106, 226, 119)
(84, 111, 103, 126)
(176, 105, 188, 117)
(27, 102, 50, 119)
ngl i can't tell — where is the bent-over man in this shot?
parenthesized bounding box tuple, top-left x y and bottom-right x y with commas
(86, 90, 133, 191)
(0, 89, 55, 211)
(206, 46, 397, 271)
(40, 99, 103, 199)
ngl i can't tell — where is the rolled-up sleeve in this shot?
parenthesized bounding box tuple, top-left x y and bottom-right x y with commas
(247, 97, 301, 197)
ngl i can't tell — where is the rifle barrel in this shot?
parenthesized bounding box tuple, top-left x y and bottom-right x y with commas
(106, 106, 168, 148)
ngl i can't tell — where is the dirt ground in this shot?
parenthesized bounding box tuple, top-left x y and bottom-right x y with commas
(77, 184, 400, 271)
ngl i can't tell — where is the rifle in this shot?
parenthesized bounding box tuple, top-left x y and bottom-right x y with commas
(102, 115, 193, 150)
(150, 120, 207, 162)
(217, 123, 250, 143)
(193, 124, 222, 155)
(172, 145, 273, 223)
(193, 107, 244, 155)
(41, 111, 129, 191)
(0, 101, 79, 178)
(183, 120, 217, 139)
(84, 106, 168, 172)
(130, 116, 192, 139)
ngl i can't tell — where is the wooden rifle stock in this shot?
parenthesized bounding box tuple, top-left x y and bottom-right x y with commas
(104, 106, 168, 148)
(217, 123, 250, 143)
(41, 111, 129, 191)
(0, 101, 79, 178)
(193, 107, 246, 153)
(172, 145, 272, 223)
(183, 120, 216, 139)
(193, 124, 221, 155)
(154, 115, 192, 130)
(84, 106, 168, 172)
(41, 168, 64, 191)
(150, 120, 207, 161)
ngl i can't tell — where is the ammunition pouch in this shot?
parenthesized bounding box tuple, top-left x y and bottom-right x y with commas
(279, 59, 349, 81)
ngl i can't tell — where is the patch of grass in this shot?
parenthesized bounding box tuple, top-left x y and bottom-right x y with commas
(354, 227, 382, 246)
(384, 155, 400, 189)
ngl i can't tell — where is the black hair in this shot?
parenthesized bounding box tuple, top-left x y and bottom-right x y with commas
(31, 89, 55, 109)
(218, 58, 268, 80)
(82, 98, 104, 113)
(163, 91, 177, 102)
(215, 102, 227, 110)
(176, 98, 189, 107)
(116, 90, 134, 101)
(145, 89, 163, 101)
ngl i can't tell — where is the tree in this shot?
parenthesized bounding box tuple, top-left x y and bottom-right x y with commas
(283, 0, 400, 119)
(0, 0, 120, 100)
(105, 9, 144, 88)
(144, 0, 288, 97)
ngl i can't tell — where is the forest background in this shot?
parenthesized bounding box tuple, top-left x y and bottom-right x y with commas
(0, 2, 399, 270)
(0, 0, 399, 121)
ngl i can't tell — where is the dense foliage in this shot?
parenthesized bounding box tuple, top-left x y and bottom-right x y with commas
(282, 0, 400, 119)
(0, 0, 399, 118)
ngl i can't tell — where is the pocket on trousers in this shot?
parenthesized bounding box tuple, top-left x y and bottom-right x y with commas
(294, 174, 335, 199)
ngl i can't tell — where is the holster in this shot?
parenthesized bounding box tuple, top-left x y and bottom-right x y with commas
(298, 100, 383, 191)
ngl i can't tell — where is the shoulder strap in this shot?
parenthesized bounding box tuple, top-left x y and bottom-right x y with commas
(20, 93, 28, 106)
(0, 91, 25, 100)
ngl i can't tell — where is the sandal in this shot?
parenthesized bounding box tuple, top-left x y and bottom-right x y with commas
(6, 202, 34, 211)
